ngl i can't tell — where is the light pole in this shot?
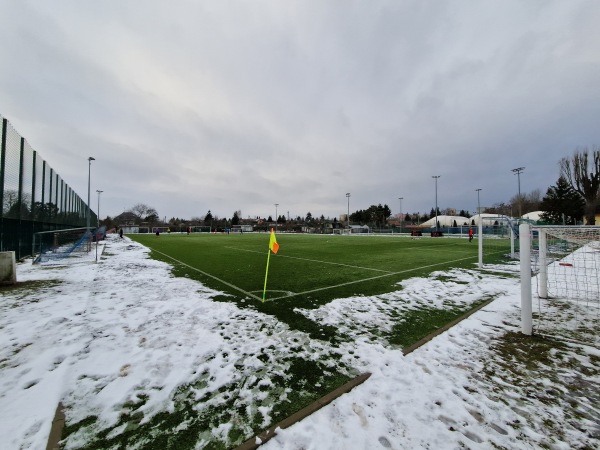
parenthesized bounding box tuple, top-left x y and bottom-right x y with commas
(512, 167, 525, 218)
(87, 157, 95, 231)
(346, 193, 350, 230)
(95, 189, 103, 263)
(398, 197, 403, 232)
(274, 203, 279, 231)
(475, 188, 482, 215)
(432, 176, 440, 232)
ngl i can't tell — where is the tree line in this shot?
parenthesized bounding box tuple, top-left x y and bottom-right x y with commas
(100, 146, 600, 229)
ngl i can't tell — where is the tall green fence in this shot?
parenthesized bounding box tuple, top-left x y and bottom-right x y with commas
(0, 115, 96, 259)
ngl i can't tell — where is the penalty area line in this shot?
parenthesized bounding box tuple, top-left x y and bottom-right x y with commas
(149, 248, 263, 302)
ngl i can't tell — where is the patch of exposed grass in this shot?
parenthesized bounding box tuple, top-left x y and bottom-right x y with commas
(62, 355, 354, 450)
(477, 332, 600, 448)
(0, 279, 61, 297)
(388, 302, 487, 348)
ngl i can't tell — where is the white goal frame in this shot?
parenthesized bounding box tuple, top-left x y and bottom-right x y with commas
(520, 223, 600, 338)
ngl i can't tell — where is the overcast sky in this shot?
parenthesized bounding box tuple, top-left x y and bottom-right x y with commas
(1, 0, 599, 221)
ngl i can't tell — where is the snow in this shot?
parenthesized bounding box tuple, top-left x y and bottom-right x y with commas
(0, 234, 598, 449)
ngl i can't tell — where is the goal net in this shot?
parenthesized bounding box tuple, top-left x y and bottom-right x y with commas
(333, 229, 351, 235)
(33, 227, 93, 264)
(520, 224, 600, 346)
(480, 216, 518, 266)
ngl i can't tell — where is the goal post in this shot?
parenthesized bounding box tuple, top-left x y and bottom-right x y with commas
(519, 223, 533, 335)
(479, 216, 518, 265)
(520, 223, 600, 344)
(33, 227, 92, 263)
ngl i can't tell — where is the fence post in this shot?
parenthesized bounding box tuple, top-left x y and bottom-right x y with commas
(0, 119, 7, 252)
(510, 226, 515, 259)
(538, 228, 548, 298)
(478, 216, 483, 268)
(41, 160, 46, 222)
(18, 137, 25, 259)
(519, 223, 532, 335)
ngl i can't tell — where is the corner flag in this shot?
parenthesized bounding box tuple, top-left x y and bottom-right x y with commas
(263, 228, 279, 301)
(269, 228, 279, 254)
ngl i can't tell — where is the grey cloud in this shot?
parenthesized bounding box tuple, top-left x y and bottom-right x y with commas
(0, 0, 599, 220)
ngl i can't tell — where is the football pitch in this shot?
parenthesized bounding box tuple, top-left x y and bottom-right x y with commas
(130, 232, 510, 345)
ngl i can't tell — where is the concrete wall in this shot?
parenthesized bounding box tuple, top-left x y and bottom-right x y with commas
(0, 252, 16, 285)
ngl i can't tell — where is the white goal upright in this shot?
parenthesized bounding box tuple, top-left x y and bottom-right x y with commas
(520, 223, 600, 345)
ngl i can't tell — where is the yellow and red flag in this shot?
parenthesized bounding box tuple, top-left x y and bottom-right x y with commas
(269, 228, 279, 254)
(263, 228, 279, 301)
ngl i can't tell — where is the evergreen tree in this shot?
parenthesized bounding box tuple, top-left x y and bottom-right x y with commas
(231, 211, 240, 226)
(540, 176, 585, 224)
(204, 210, 213, 225)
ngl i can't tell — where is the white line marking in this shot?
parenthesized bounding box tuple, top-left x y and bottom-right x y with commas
(225, 246, 394, 273)
(152, 245, 492, 303)
(269, 253, 481, 300)
(150, 248, 263, 301)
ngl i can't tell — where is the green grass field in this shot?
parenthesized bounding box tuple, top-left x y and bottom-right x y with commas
(131, 232, 511, 345)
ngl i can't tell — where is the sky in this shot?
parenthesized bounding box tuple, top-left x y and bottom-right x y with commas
(1, 0, 599, 221)
(1, 234, 598, 449)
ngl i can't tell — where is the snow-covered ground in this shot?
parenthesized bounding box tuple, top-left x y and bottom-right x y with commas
(0, 234, 598, 449)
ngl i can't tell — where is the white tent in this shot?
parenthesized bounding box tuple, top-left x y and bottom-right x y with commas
(521, 211, 544, 222)
(418, 215, 471, 228)
(469, 213, 512, 226)
(418, 213, 514, 228)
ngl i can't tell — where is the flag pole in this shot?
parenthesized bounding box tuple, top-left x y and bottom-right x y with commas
(263, 228, 279, 302)
(262, 248, 272, 302)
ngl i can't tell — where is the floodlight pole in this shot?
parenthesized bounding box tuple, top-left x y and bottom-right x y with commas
(512, 167, 525, 218)
(86, 157, 95, 231)
(274, 203, 279, 232)
(346, 193, 350, 230)
(398, 197, 403, 232)
(432, 176, 440, 232)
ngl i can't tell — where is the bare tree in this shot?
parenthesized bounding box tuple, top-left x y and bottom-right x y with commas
(129, 203, 159, 222)
(510, 189, 542, 216)
(560, 146, 600, 225)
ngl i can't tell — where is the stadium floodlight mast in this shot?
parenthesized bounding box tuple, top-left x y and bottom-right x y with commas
(274, 203, 279, 232)
(475, 188, 482, 215)
(346, 193, 350, 229)
(512, 167, 525, 218)
(432, 176, 440, 231)
(398, 197, 403, 231)
(86, 157, 95, 231)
